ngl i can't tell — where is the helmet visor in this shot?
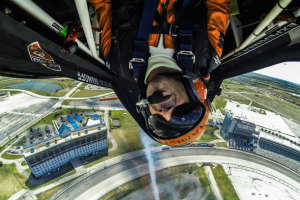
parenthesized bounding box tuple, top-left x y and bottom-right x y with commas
(146, 102, 205, 139)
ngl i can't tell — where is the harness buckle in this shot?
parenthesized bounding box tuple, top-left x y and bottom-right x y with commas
(169, 25, 179, 37)
(129, 58, 146, 69)
(177, 50, 195, 64)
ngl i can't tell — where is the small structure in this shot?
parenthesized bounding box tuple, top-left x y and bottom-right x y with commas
(74, 114, 82, 123)
(58, 124, 71, 138)
(112, 118, 120, 127)
(91, 114, 100, 120)
(87, 114, 102, 126)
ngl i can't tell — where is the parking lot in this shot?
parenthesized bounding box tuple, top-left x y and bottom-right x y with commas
(25, 125, 58, 147)
(0, 93, 58, 146)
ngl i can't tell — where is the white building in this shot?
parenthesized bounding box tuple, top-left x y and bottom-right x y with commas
(23, 122, 107, 178)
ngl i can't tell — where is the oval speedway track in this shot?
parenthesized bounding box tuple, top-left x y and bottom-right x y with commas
(51, 148, 300, 200)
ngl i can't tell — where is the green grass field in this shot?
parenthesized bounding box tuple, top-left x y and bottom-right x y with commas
(197, 126, 219, 142)
(109, 110, 142, 153)
(0, 77, 77, 97)
(108, 139, 113, 149)
(1, 151, 23, 160)
(61, 99, 81, 105)
(212, 96, 227, 113)
(71, 89, 113, 97)
(0, 79, 24, 88)
(216, 142, 228, 147)
(0, 164, 28, 200)
(25, 168, 31, 174)
(210, 165, 239, 200)
(13, 136, 25, 147)
(221, 76, 300, 122)
(0, 143, 7, 154)
(86, 110, 142, 168)
(21, 161, 27, 166)
(196, 166, 215, 199)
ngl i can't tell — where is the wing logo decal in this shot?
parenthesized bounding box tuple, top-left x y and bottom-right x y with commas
(27, 41, 61, 72)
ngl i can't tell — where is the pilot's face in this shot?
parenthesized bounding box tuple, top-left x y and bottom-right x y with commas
(146, 74, 190, 121)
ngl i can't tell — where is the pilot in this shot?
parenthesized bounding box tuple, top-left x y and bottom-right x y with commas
(89, 0, 230, 146)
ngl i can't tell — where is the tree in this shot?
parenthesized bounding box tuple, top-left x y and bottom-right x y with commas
(0, 161, 2, 167)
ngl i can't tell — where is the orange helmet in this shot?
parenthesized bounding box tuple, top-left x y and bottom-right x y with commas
(137, 72, 211, 146)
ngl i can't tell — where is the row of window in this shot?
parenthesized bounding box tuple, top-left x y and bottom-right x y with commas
(27, 137, 107, 164)
(30, 140, 108, 176)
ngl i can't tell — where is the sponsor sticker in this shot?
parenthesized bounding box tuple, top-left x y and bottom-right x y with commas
(27, 42, 61, 71)
(77, 71, 112, 87)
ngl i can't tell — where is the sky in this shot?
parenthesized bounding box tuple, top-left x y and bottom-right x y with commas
(254, 62, 300, 85)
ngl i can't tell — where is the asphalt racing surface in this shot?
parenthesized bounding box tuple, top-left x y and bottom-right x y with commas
(52, 148, 300, 200)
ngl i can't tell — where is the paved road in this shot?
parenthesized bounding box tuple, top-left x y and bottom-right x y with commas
(66, 98, 124, 110)
(104, 109, 117, 151)
(0, 88, 115, 100)
(50, 148, 300, 200)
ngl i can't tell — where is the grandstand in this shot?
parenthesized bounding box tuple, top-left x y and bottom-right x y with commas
(256, 133, 300, 174)
(221, 112, 300, 173)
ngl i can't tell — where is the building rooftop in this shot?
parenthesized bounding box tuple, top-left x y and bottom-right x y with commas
(23, 123, 107, 157)
(259, 131, 300, 151)
(58, 124, 71, 137)
(225, 101, 295, 137)
(91, 114, 100, 120)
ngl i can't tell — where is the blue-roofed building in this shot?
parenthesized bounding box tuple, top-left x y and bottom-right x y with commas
(23, 112, 108, 178)
(58, 125, 71, 138)
(91, 114, 100, 120)
(74, 114, 82, 122)
(24, 123, 108, 178)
